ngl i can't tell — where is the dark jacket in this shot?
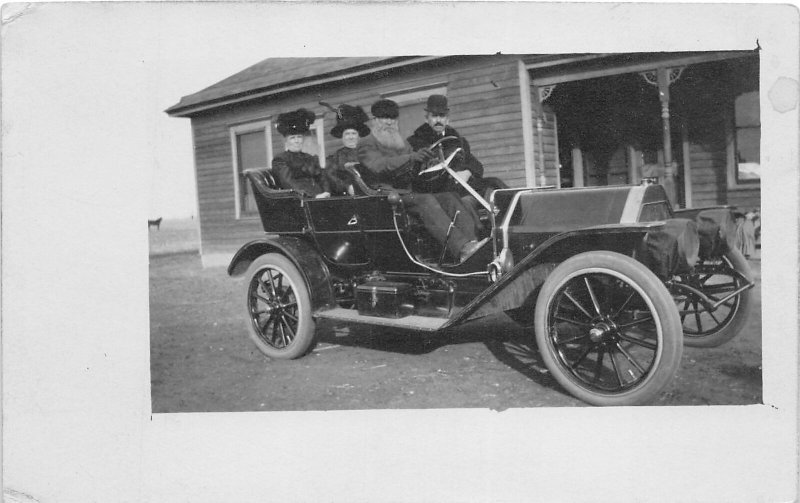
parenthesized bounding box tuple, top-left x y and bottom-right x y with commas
(356, 133, 417, 192)
(325, 146, 360, 195)
(272, 150, 330, 197)
(407, 124, 485, 195)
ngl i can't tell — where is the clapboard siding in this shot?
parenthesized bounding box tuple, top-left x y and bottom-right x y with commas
(188, 56, 528, 254)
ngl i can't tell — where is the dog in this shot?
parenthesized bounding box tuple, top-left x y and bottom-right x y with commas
(148, 217, 162, 230)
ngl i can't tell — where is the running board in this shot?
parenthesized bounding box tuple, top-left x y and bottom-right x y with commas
(314, 307, 448, 332)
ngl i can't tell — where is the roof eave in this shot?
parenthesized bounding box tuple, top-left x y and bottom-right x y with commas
(166, 56, 446, 118)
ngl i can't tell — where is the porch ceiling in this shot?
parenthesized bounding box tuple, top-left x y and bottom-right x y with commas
(528, 51, 758, 86)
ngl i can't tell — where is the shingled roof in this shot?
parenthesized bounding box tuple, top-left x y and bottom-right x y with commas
(166, 56, 438, 117)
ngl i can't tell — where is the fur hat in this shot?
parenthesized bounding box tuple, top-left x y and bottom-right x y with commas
(424, 94, 449, 115)
(276, 108, 316, 136)
(330, 104, 371, 138)
(371, 99, 399, 119)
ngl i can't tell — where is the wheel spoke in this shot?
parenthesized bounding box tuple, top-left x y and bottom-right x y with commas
(693, 300, 704, 332)
(680, 297, 691, 323)
(617, 332, 658, 350)
(259, 313, 274, 332)
(706, 307, 721, 325)
(615, 342, 647, 374)
(554, 314, 593, 328)
(280, 316, 296, 342)
(256, 293, 272, 304)
(266, 269, 278, 297)
(563, 290, 594, 320)
(569, 343, 598, 370)
(608, 349, 624, 387)
(616, 315, 654, 330)
(282, 310, 299, 323)
(592, 347, 606, 383)
(270, 317, 281, 345)
(277, 318, 288, 347)
(612, 290, 636, 318)
(583, 277, 603, 316)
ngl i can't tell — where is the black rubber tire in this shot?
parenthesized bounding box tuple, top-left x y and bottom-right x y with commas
(243, 253, 316, 359)
(534, 251, 683, 406)
(676, 248, 754, 348)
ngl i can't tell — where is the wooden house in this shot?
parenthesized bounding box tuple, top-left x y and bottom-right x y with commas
(166, 52, 760, 266)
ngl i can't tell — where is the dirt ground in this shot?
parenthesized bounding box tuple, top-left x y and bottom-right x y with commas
(149, 240, 762, 412)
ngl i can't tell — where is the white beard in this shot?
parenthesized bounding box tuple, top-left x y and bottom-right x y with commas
(371, 121, 407, 150)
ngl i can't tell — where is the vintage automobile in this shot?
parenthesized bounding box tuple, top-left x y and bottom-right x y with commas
(228, 139, 754, 406)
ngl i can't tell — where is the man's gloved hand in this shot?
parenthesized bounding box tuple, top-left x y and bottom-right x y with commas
(410, 148, 436, 163)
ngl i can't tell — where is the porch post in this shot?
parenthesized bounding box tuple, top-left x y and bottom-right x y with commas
(572, 147, 584, 187)
(518, 60, 536, 187)
(657, 67, 678, 206)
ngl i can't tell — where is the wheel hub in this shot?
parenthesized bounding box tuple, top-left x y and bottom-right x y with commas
(589, 321, 617, 343)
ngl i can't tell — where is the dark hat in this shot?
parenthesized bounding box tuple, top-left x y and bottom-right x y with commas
(330, 104, 371, 138)
(371, 99, 399, 119)
(424, 94, 449, 115)
(276, 108, 316, 136)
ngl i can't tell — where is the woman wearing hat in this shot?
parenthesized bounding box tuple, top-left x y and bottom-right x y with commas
(272, 108, 330, 198)
(325, 104, 371, 195)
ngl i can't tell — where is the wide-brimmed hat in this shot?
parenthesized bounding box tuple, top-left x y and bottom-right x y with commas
(424, 94, 449, 115)
(371, 99, 399, 119)
(276, 108, 316, 136)
(330, 104, 371, 138)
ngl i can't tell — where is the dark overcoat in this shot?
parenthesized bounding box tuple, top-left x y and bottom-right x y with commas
(272, 150, 330, 197)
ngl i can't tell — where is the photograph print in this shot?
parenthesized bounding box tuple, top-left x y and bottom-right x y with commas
(151, 52, 762, 411)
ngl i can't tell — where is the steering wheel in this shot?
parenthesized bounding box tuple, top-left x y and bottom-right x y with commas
(414, 136, 461, 191)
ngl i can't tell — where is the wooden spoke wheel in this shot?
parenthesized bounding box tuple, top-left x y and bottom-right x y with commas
(534, 251, 683, 406)
(243, 253, 316, 359)
(672, 248, 753, 348)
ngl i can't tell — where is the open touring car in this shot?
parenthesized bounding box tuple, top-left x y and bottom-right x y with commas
(227, 140, 754, 406)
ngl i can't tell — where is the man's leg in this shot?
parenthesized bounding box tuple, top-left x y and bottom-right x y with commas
(432, 192, 481, 240)
(402, 192, 469, 257)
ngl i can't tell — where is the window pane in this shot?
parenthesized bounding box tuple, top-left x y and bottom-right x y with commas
(734, 91, 760, 183)
(398, 101, 427, 142)
(735, 92, 760, 127)
(236, 129, 267, 214)
(237, 131, 267, 170)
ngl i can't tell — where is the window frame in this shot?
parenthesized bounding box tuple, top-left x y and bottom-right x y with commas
(726, 91, 761, 190)
(383, 83, 448, 107)
(307, 117, 326, 167)
(230, 119, 273, 219)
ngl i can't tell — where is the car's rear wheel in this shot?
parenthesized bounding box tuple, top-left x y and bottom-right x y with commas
(672, 248, 753, 348)
(534, 251, 683, 406)
(243, 253, 316, 359)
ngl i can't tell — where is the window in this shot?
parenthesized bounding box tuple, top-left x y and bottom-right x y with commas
(231, 120, 272, 218)
(382, 84, 447, 141)
(727, 91, 760, 187)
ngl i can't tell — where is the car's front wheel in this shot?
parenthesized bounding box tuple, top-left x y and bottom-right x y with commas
(534, 251, 683, 406)
(243, 253, 316, 359)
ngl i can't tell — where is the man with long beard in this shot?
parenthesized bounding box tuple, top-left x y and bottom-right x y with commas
(357, 98, 486, 263)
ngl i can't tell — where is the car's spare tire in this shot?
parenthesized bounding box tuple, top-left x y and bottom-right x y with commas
(635, 218, 700, 279)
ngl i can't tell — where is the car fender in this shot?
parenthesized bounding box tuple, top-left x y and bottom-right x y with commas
(228, 235, 335, 312)
(447, 225, 656, 326)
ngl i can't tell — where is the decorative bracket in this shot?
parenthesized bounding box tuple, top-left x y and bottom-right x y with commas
(538, 85, 556, 102)
(640, 67, 685, 87)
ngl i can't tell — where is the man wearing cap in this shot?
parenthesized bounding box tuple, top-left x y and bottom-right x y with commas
(407, 94, 489, 207)
(357, 98, 487, 262)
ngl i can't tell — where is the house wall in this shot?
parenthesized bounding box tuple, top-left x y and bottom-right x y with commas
(189, 55, 531, 262)
(686, 111, 760, 211)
